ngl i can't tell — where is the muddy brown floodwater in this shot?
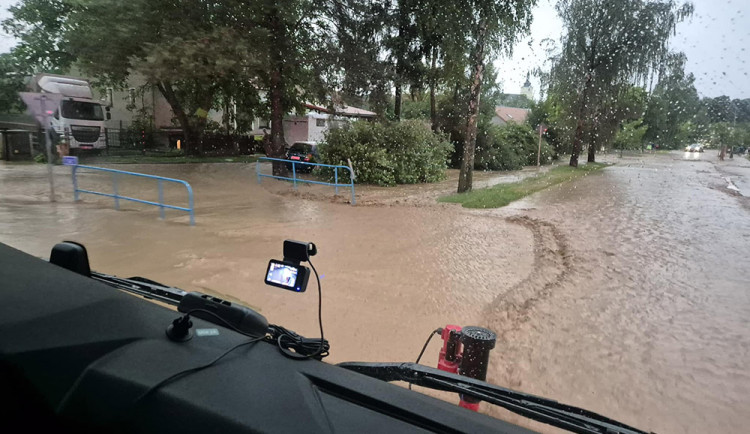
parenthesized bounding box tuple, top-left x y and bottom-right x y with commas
(1, 151, 748, 433)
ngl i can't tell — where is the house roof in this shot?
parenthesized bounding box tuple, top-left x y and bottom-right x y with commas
(0, 113, 39, 131)
(494, 106, 530, 124)
(304, 103, 376, 118)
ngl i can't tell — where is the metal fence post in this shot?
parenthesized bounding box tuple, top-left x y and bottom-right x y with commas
(186, 183, 195, 226)
(104, 127, 109, 156)
(112, 172, 120, 210)
(254, 157, 356, 205)
(158, 179, 165, 219)
(72, 165, 79, 201)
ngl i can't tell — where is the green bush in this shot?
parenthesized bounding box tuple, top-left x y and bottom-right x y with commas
(317, 120, 452, 186)
(33, 152, 47, 164)
(474, 123, 555, 171)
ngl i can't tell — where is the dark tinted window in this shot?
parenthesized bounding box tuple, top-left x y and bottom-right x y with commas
(289, 143, 313, 154)
(61, 101, 104, 121)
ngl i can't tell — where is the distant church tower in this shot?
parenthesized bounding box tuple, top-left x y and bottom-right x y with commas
(521, 73, 534, 101)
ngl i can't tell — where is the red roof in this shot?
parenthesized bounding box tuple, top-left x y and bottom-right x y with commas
(494, 106, 530, 124)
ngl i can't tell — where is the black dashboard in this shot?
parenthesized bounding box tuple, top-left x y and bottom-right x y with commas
(0, 242, 534, 433)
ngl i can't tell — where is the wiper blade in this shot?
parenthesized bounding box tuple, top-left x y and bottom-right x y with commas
(91, 271, 186, 306)
(338, 362, 650, 434)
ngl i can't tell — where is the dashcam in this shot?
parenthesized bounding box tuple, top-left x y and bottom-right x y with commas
(265, 259, 310, 292)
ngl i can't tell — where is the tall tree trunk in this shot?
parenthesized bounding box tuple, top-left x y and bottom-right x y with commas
(569, 74, 592, 167)
(429, 47, 438, 132)
(587, 113, 599, 163)
(156, 81, 204, 156)
(457, 18, 488, 193)
(394, 82, 402, 121)
(267, 6, 288, 176)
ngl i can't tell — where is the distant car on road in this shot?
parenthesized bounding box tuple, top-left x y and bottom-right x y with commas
(285, 141, 319, 173)
(685, 144, 704, 152)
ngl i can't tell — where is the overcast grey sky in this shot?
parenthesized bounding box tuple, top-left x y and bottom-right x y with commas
(1, 0, 747, 99)
(497, 0, 749, 99)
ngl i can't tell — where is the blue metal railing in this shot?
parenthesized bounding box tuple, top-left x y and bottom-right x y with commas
(72, 165, 195, 225)
(255, 157, 356, 205)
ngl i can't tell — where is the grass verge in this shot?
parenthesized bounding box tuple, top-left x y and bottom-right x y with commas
(439, 163, 607, 208)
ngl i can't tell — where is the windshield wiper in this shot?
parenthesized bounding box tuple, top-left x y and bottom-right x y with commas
(338, 362, 650, 434)
(91, 270, 649, 433)
(91, 271, 185, 306)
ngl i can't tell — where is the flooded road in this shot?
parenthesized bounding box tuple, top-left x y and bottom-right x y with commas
(1, 151, 748, 433)
(482, 151, 750, 433)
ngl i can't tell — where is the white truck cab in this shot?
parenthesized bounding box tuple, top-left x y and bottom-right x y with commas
(33, 74, 110, 151)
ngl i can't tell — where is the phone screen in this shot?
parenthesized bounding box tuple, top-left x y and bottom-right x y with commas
(265, 260, 299, 289)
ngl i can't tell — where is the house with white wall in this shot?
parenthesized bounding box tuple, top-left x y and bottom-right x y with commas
(281, 102, 376, 146)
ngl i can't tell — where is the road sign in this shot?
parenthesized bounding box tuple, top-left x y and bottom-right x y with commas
(19, 92, 62, 126)
(62, 156, 79, 166)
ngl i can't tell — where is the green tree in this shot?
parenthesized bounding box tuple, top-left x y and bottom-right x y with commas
(438, 64, 503, 168)
(643, 53, 700, 148)
(2, 0, 76, 73)
(702, 96, 732, 123)
(0, 53, 28, 113)
(614, 119, 648, 150)
(1, 0, 79, 112)
(455, 0, 537, 193)
(551, 0, 693, 166)
(59, 0, 332, 164)
(64, 0, 262, 155)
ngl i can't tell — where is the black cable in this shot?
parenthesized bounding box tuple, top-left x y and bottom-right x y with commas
(409, 328, 442, 390)
(271, 258, 328, 360)
(110, 307, 271, 424)
(130, 336, 264, 410)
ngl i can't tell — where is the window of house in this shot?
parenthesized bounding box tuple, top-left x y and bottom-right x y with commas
(316, 119, 326, 127)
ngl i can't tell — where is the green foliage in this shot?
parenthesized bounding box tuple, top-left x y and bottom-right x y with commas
(400, 96, 431, 120)
(550, 0, 692, 163)
(0, 54, 27, 113)
(614, 119, 648, 150)
(708, 122, 746, 149)
(439, 64, 504, 167)
(475, 123, 555, 171)
(2, 0, 76, 72)
(440, 163, 606, 208)
(643, 53, 700, 148)
(33, 152, 47, 164)
(317, 120, 452, 186)
(527, 95, 566, 152)
(0, 0, 78, 113)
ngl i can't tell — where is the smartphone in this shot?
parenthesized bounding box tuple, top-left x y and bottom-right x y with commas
(264, 260, 309, 292)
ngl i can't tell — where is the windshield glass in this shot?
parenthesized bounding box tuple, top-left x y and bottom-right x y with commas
(60, 100, 104, 121)
(0, 0, 748, 433)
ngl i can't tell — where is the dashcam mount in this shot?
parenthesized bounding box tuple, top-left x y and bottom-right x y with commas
(283, 240, 316, 264)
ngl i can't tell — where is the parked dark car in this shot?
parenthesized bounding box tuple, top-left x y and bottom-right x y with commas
(285, 141, 318, 173)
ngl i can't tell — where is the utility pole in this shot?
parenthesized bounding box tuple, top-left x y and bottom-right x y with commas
(40, 95, 56, 202)
(537, 125, 542, 168)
